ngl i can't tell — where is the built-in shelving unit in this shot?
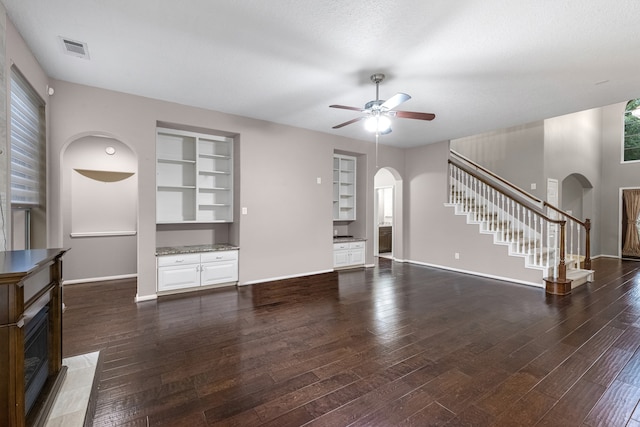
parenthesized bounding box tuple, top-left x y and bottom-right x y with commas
(156, 128, 233, 223)
(333, 154, 356, 221)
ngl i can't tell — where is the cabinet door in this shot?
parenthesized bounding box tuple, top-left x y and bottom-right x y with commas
(334, 250, 350, 268)
(200, 261, 238, 286)
(158, 264, 200, 291)
(349, 248, 365, 265)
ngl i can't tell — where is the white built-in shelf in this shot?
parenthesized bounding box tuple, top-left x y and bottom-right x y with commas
(156, 127, 234, 223)
(333, 154, 356, 221)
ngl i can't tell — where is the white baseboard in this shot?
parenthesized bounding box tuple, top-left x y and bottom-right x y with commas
(135, 293, 158, 302)
(63, 273, 137, 285)
(595, 254, 618, 259)
(240, 269, 334, 286)
(406, 259, 542, 288)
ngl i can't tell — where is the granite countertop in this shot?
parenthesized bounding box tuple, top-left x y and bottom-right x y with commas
(156, 244, 239, 256)
(333, 236, 366, 243)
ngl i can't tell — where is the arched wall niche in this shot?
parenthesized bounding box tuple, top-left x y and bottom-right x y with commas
(61, 133, 139, 282)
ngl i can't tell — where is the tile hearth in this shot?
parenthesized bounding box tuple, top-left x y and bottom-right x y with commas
(45, 351, 99, 427)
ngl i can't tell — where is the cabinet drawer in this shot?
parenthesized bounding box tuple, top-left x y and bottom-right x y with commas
(333, 243, 350, 250)
(349, 241, 365, 249)
(157, 253, 200, 267)
(201, 250, 238, 263)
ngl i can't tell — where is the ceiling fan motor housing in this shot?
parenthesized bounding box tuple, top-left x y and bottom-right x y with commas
(365, 100, 385, 111)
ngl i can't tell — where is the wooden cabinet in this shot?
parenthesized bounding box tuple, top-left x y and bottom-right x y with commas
(379, 226, 392, 253)
(157, 250, 238, 293)
(333, 241, 365, 268)
(156, 128, 233, 223)
(0, 249, 68, 427)
(333, 154, 356, 220)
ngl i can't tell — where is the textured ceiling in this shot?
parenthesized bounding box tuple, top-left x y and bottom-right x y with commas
(3, 0, 640, 147)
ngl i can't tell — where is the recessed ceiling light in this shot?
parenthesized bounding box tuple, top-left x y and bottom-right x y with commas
(59, 36, 90, 59)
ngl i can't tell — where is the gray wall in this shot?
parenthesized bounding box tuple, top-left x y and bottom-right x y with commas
(404, 141, 543, 285)
(47, 79, 407, 298)
(450, 121, 545, 199)
(543, 108, 603, 256)
(449, 105, 631, 259)
(601, 102, 640, 257)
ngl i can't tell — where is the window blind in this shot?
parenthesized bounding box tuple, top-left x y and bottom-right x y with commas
(10, 67, 44, 206)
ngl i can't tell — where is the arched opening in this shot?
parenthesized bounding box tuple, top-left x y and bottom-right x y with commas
(561, 173, 593, 220)
(373, 167, 403, 260)
(61, 134, 138, 282)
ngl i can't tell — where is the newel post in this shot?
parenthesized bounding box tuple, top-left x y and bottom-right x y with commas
(584, 218, 591, 270)
(558, 221, 567, 282)
(545, 221, 572, 295)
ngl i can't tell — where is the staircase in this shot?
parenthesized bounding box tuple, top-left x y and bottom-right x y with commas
(446, 151, 594, 294)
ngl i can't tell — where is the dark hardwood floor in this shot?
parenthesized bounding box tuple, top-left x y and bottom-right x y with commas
(62, 258, 640, 426)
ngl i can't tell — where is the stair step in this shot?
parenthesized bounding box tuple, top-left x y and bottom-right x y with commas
(447, 196, 593, 290)
(567, 268, 595, 289)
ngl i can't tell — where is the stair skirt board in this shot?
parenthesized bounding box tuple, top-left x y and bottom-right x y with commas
(444, 203, 594, 290)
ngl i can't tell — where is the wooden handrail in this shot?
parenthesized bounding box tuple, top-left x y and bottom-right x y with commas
(451, 150, 543, 205)
(449, 159, 573, 285)
(448, 157, 564, 226)
(450, 150, 592, 271)
(543, 202, 588, 229)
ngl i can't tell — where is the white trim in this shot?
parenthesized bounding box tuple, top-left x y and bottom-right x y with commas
(406, 259, 542, 288)
(135, 293, 158, 302)
(70, 231, 137, 238)
(594, 254, 616, 259)
(240, 269, 333, 286)
(63, 273, 137, 285)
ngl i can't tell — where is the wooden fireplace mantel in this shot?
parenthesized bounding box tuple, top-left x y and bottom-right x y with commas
(0, 249, 68, 427)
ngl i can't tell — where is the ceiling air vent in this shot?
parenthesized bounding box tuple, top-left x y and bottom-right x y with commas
(59, 37, 90, 59)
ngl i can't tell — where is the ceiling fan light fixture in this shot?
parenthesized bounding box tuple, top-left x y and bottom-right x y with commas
(364, 115, 391, 133)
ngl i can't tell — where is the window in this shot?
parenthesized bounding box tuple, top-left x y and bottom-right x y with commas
(10, 67, 45, 249)
(624, 99, 640, 162)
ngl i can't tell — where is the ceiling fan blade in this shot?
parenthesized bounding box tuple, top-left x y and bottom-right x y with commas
(394, 110, 436, 121)
(329, 104, 365, 112)
(381, 93, 411, 110)
(332, 117, 365, 129)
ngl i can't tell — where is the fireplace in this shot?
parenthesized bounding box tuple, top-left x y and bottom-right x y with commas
(0, 249, 68, 427)
(24, 305, 49, 415)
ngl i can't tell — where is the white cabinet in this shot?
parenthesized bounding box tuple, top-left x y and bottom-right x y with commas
(333, 154, 356, 221)
(333, 241, 365, 268)
(157, 128, 233, 223)
(200, 251, 239, 286)
(157, 250, 238, 293)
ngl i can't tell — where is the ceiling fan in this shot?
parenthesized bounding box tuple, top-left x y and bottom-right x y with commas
(330, 73, 435, 135)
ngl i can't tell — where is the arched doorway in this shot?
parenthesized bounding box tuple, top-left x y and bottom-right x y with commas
(561, 173, 593, 220)
(561, 172, 593, 261)
(61, 134, 138, 282)
(373, 167, 403, 260)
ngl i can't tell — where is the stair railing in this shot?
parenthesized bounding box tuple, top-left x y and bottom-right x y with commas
(448, 157, 569, 282)
(449, 150, 591, 271)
